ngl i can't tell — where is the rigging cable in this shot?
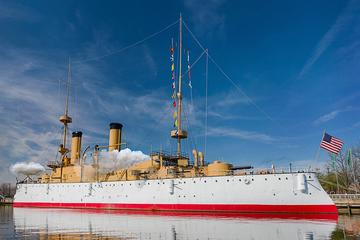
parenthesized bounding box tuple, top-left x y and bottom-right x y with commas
(181, 49, 208, 153)
(182, 20, 275, 123)
(205, 49, 209, 158)
(182, 97, 198, 153)
(182, 49, 207, 113)
(74, 20, 179, 64)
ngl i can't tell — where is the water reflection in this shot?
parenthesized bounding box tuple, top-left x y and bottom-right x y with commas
(11, 207, 339, 240)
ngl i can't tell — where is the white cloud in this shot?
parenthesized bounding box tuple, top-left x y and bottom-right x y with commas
(313, 110, 342, 124)
(298, 0, 359, 79)
(207, 126, 275, 142)
(313, 106, 356, 125)
(184, 0, 226, 36)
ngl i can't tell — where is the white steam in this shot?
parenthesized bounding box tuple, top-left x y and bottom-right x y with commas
(10, 162, 45, 176)
(98, 148, 150, 173)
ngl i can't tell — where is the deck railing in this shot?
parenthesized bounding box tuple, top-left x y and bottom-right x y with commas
(329, 194, 360, 200)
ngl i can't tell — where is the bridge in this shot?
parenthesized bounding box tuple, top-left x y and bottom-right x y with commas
(330, 194, 360, 215)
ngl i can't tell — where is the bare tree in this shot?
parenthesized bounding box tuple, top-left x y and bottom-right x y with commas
(326, 146, 360, 193)
(0, 183, 16, 198)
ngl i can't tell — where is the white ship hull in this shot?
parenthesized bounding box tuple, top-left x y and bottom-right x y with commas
(13, 172, 337, 214)
(13, 207, 337, 239)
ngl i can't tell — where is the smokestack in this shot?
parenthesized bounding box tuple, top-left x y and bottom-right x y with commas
(109, 122, 123, 151)
(71, 131, 82, 165)
(198, 152, 204, 166)
(192, 149, 198, 167)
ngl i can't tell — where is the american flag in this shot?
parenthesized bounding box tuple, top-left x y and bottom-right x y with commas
(320, 133, 343, 154)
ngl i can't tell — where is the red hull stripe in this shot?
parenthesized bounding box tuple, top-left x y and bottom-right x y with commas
(13, 202, 338, 214)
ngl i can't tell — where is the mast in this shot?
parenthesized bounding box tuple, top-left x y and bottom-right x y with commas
(177, 13, 183, 156)
(170, 13, 187, 156)
(58, 58, 73, 165)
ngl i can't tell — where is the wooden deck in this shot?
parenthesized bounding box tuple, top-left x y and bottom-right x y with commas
(330, 194, 360, 215)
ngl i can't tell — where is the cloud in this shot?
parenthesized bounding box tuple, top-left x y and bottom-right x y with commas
(314, 110, 342, 124)
(10, 162, 45, 176)
(297, 0, 359, 79)
(204, 90, 266, 121)
(207, 126, 275, 142)
(184, 0, 226, 36)
(313, 106, 355, 125)
(0, 2, 38, 21)
(142, 45, 158, 77)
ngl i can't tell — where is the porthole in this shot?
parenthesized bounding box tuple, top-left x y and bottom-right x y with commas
(285, 177, 288, 180)
(193, 195, 196, 197)
(215, 180, 218, 182)
(239, 179, 241, 182)
(309, 176, 311, 179)
(227, 180, 229, 182)
(265, 178, 267, 181)
(251, 179, 254, 181)
(204, 180, 207, 183)
(193, 181, 196, 183)
(278, 178, 281, 180)
(273, 193, 276, 196)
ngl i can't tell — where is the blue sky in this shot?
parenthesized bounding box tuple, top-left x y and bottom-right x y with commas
(1, 0, 360, 182)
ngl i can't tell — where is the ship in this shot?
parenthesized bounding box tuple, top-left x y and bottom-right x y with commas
(13, 208, 337, 239)
(13, 15, 337, 215)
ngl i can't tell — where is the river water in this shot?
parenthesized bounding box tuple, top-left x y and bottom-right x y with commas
(0, 205, 359, 239)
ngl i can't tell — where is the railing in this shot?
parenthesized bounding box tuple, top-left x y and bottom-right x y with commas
(330, 194, 360, 200)
(150, 150, 189, 159)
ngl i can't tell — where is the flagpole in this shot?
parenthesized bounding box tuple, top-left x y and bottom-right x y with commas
(333, 153, 340, 193)
(314, 131, 325, 162)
